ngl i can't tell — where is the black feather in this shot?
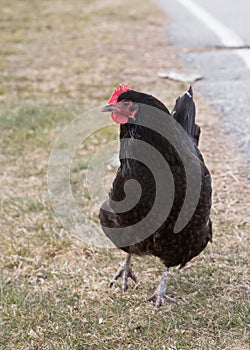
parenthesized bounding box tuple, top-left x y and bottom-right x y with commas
(172, 86, 200, 146)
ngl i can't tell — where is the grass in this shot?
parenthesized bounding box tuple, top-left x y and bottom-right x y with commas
(0, 0, 249, 349)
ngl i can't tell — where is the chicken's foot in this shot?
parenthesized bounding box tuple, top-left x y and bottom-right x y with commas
(145, 267, 177, 307)
(110, 253, 138, 291)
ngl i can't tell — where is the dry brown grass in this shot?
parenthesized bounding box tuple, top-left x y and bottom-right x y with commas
(0, 0, 249, 349)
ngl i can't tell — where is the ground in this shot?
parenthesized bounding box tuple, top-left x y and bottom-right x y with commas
(0, 0, 249, 349)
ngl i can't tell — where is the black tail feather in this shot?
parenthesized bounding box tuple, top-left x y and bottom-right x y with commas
(171, 86, 200, 146)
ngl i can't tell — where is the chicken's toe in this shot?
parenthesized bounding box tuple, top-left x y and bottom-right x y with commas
(109, 253, 138, 291)
(145, 292, 177, 308)
(145, 266, 178, 307)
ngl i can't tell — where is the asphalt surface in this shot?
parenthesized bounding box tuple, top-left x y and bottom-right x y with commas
(157, 0, 250, 165)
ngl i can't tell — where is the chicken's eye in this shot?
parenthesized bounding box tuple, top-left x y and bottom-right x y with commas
(121, 101, 130, 107)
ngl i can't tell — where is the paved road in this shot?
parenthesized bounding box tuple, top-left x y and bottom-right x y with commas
(157, 0, 250, 165)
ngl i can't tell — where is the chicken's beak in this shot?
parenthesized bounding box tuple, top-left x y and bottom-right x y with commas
(101, 104, 114, 112)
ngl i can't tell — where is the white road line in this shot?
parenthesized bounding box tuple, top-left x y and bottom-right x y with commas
(235, 49, 250, 69)
(176, 0, 250, 69)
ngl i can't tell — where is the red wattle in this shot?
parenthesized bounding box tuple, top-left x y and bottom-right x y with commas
(111, 112, 128, 124)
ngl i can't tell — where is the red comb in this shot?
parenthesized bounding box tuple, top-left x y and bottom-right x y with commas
(108, 83, 132, 104)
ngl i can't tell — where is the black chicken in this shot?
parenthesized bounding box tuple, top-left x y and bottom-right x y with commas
(99, 84, 212, 307)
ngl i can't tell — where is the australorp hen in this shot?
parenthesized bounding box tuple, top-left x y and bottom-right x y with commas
(99, 84, 212, 307)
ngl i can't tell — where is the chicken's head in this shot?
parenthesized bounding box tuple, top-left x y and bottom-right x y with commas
(101, 84, 139, 124)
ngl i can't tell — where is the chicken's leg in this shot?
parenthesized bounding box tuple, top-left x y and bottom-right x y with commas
(145, 267, 177, 307)
(110, 253, 138, 291)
